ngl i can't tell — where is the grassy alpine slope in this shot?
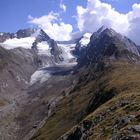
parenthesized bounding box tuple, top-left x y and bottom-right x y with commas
(60, 61, 140, 140)
(31, 60, 140, 140)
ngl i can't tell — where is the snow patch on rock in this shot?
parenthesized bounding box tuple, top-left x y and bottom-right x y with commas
(80, 33, 92, 47)
(37, 41, 51, 56)
(58, 43, 77, 65)
(1, 37, 35, 50)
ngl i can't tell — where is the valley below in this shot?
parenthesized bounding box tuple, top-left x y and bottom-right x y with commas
(0, 64, 77, 140)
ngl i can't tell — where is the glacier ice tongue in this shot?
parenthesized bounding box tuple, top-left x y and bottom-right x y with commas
(30, 70, 51, 85)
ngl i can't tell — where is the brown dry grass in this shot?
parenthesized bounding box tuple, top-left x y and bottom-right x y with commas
(31, 81, 96, 140)
(31, 61, 140, 140)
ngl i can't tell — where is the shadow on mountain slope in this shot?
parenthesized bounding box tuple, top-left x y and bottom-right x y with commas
(42, 65, 76, 76)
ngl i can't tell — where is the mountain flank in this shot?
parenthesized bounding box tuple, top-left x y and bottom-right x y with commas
(0, 26, 140, 140)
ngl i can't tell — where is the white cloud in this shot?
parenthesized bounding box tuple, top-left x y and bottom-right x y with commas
(28, 12, 73, 41)
(28, 0, 140, 44)
(76, 0, 140, 44)
(127, 3, 140, 44)
(60, 0, 67, 12)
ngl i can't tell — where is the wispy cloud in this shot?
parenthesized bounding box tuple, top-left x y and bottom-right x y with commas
(60, 0, 67, 12)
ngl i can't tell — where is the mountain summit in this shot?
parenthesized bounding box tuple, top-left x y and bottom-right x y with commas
(78, 26, 140, 67)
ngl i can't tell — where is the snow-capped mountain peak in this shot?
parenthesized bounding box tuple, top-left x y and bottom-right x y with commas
(96, 25, 118, 37)
(0, 28, 37, 50)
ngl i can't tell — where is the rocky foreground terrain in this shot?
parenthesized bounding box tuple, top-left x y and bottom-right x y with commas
(0, 26, 140, 140)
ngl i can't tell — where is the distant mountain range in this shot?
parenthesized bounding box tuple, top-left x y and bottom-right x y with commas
(0, 26, 140, 140)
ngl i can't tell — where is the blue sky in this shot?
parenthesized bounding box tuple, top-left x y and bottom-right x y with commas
(0, 0, 86, 32)
(0, 0, 140, 32)
(0, 0, 140, 44)
(101, 0, 140, 13)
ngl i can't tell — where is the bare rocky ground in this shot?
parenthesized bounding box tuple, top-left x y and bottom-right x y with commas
(0, 63, 77, 140)
(0, 31, 78, 140)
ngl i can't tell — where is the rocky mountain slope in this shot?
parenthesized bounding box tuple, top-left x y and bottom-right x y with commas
(0, 45, 39, 140)
(0, 28, 36, 42)
(30, 27, 140, 140)
(0, 26, 140, 140)
(0, 27, 88, 140)
(0, 46, 38, 100)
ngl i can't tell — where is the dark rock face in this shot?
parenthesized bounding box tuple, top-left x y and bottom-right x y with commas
(16, 28, 36, 39)
(33, 29, 51, 47)
(66, 127, 82, 140)
(0, 32, 15, 42)
(32, 29, 63, 65)
(0, 28, 36, 43)
(86, 88, 117, 114)
(73, 38, 88, 59)
(78, 27, 140, 66)
(50, 40, 63, 62)
(32, 29, 52, 51)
